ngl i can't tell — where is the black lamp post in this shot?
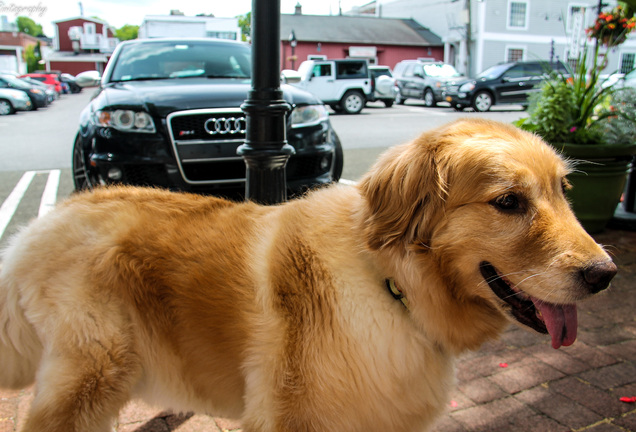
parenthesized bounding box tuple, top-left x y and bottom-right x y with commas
(238, 0, 295, 204)
(288, 29, 297, 70)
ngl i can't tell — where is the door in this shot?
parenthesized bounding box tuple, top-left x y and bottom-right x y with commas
(496, 64, 535, 104)
(303, 63, 337, 101)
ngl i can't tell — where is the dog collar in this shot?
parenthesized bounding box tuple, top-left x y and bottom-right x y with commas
(386, 278, 409, 309)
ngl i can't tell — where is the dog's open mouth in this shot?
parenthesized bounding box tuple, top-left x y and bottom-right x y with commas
(479, 262, 577, 349)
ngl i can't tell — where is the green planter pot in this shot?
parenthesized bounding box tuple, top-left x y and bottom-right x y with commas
(552, 143, 636, 233)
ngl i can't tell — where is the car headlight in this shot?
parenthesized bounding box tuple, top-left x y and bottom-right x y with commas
(30, 89, 44, 95)
(95, 109, 156, 133)
(459, 82, 475, 92)
(291, 104, 329, 128)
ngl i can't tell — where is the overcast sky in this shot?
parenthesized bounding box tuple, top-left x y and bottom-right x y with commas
(1, 0, 373, 37)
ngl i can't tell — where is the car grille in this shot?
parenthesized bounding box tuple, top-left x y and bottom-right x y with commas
(446, 85, 460, 93)
(167, 108, 247, 185)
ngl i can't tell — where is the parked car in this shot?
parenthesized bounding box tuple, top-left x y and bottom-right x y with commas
(393, 59, 467, 107)
(292, 59, 373, 114)
(620, 69, 636, 89)
(0, 73, 48, 109)
(72, 38, 343, 199)
(443, 60, 571, 112)
(0, 88, 32, 115)
(61, 73, 82, 93)
(20, 77, 58, 103)
(368, 65, 398, 107)
(21, 73, 62, 94)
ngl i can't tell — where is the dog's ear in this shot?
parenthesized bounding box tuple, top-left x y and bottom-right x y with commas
(358, 133, 448, 251)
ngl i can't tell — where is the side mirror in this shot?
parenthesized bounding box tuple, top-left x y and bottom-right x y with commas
(75, 70, 101, 87)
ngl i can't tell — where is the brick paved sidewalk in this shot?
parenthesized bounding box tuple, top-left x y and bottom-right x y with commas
(1, 229, 635, 432)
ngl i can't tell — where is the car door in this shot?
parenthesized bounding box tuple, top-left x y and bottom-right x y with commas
(406, 64, 426, 97)
(496, 64, 532, 104)
(304, 62, 337, 101)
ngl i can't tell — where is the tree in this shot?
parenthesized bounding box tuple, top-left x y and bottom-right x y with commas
(24, 44, 41, 72)
(16, 16, 45, 37)
(115, 25, 139, 41)
(237, 12, 251, 42)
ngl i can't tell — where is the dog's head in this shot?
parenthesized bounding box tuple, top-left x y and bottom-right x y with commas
(359, 118, 616, 350)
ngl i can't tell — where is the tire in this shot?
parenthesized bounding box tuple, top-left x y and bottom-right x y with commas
(340, 90, 364, 114)
(383, 99, 394, 108)
(332, 136, 344, 182)
(472, 91, 493, 112)
(423, 88, 436, 107)
(0, 99, 15, 115)
(72, 135, 94, 191)
(395, 92, 406, 105)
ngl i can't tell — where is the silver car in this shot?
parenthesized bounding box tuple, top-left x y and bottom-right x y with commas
(0, 88, 32, 115)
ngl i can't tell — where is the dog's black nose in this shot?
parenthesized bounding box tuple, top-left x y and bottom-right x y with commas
(581, 261, 617, 293)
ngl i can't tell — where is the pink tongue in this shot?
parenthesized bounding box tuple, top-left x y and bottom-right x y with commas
(531, 299, 578, 349)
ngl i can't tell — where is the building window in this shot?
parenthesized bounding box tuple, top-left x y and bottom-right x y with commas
(508, 1, 528, 29)
(620, 53, 635, 74)
(567, 4, 587, 34)
(507, 48, 525, 63)
(206, 31, 237, 40)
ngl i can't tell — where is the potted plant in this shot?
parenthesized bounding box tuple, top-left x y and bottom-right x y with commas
(515, 4, 636, 233)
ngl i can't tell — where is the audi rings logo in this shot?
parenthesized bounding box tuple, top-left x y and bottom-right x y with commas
(204, 117, 246, 135)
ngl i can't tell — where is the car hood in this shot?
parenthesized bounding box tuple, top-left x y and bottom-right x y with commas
(96, 78, 321, 117)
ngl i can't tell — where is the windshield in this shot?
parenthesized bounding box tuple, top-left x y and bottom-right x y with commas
(422, 64, 462, 78)
(109, 41, 252, 83)
(1, 75, 31, 89)
(477, 64, 511, 80)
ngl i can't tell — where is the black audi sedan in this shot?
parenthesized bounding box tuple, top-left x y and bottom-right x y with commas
(73, 38, 343, 198)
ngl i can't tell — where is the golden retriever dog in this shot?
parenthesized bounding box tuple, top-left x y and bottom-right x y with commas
(0, 119, 616, 432)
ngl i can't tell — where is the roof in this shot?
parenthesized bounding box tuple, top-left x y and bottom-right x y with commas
(280, 14, 442, 46)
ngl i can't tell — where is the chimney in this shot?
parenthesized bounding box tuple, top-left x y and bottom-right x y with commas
(295, 2, 302, 15)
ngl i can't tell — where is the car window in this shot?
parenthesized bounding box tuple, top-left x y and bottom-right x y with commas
(109, 41, 251, 82)
(335, 62, 367, 79)
(312, 64, 332, 77)
(477, 64, 512, 80)
(422, 63, 462, 78)
(503, 65, 526, 79)
(403, 64, 415, 77)
(0, 75, 30, 89)
(370, 68, 392, 78)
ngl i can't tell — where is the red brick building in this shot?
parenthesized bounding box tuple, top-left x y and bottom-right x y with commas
(44, 17, 118, 75)
(279, 12, 443, 71)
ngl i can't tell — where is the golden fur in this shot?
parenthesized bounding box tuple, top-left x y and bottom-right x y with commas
(0, 119, 615, 431)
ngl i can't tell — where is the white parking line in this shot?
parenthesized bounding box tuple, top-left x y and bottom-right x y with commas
(0, 171, 36, 240)
(38, 170, 60, 218)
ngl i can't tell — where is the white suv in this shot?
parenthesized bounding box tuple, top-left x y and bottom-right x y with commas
(291, 59, 373, 114)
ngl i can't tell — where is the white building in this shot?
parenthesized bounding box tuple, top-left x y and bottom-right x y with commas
(138, 15, 241, 40)
(375, 0, 636, 76)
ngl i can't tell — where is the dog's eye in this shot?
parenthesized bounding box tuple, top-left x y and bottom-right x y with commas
(492, 193, 522, 212)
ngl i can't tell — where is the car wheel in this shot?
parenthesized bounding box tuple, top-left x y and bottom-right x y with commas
(396, 92, 406, 105)
(0, 99, 15, 115)
(332, 136, 344, 182)
(341, 90, 364, 114)
(383, 99, 394, 108)
(72, 135, 94, 191)
(472, 91, 493, 112)
(423, 88, 436, 107)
